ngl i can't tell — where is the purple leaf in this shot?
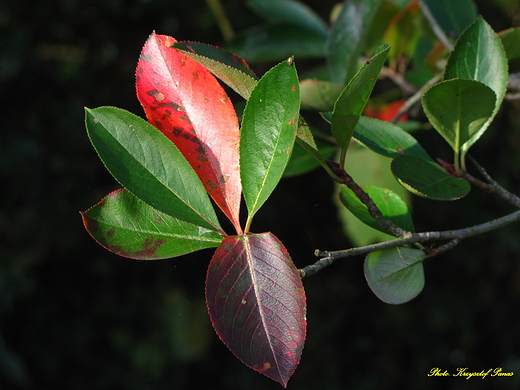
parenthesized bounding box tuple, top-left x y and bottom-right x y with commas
(206, 232, 306, 387)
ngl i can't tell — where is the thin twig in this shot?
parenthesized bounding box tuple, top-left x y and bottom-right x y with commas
(326, 160, 410, 237)
(299, 209, 520, 277)
(417, 0, 453, 52)
(391, 73, 442, 123)
(464, 156, 520, 208)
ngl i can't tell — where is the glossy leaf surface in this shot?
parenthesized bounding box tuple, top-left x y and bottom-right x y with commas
(206, 232, 306, 387)
(326, 0, 382, 84)
(365, 247, 425, 304)
(173, 41, 258, 100)
(331, 44, 390, 150)
(84, 107, 222, 232)
(136, 32, 242, 231)
(81, 189, 223, 259)
(422, 78, 496, 152)
(339, 185, 414, 234)
(353, 116, 432, 161)
(419, 0, 477, 39)
(391, 155, 470, 200)
(444, 17, 508, 156)
(248, 0, 328, 37)
(240, 60, 300, 226)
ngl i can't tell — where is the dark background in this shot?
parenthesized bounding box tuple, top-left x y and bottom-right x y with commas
(2, 0, 520, 389)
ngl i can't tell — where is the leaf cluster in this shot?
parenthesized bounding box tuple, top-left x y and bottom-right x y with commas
(81, 0, 520, 386)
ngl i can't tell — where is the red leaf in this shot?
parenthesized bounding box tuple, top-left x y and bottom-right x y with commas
(364, 100, 408, 122)
(206, 233, 306, 387)
(136, 32, 242, 233)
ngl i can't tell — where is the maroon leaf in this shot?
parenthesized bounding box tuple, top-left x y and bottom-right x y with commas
(136, 32, 242, 233)
(206, 232, 306, 387)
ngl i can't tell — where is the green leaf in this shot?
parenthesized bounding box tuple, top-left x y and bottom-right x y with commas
(248, 0, 328, 37)
(391, 154, 470, 200)
(339, 145, 410, 246)
(499, 27, 520, 61)
(172, 41, 258, 100)
(422, 78, 496, 153)
(284, 139, 336, 177)
(85, 106, 222, 232)
(365, 247, 425, 304)
(339, 185, 414, 234)
(444, 17, 508, 157)
(300, 79, 343, 112)
(81, 189, 223, 259)
(230, 24, 326, 63)
(331, 44, 390, 150)
(240, 60, 300, 227)
(419, 0, 477, 39)
(353, 116, 433, 161)
(326, 0, 383, 84)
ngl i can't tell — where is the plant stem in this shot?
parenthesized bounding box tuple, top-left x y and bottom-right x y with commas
(299, 208, 520, 277)
(464, 156, 520, 208)
(206, 0, 234, 42)
(391, 73, 441, 123)
(417, 0, 453, 51)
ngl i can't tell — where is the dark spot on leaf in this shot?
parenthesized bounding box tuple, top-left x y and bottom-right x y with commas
(140, 54, 153, 62)
(219, 174, 230, 183)
(193, 71, 199, 79)
(147, 88, 160, 97)
(173, 127, 183, 136)
(225, 245, 233, 251)
(182, 133, 191, 140)
(106, 229, 115, 238)
(197, 146, 205, 154)
(154, 214, 163, 223)
(206, 180, 217, 189)
(397, 147, 405, 153)
(197, 154, 208, 162)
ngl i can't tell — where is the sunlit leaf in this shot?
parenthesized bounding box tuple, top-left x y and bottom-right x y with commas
(136, 32, 242, 232)
(339, 185, 414, 234)
(365, 246, 425, 304)
(240, 59, 300, 226)
(206, 232, 306, 387)
(391, 154, 470, 200)
(84, 106, 222, 232)
(326, 0, 383, 84)
(173, 41, 258, 100)
(81, 189, 223, 259)
(444, 17, 508, 157)
(331, 44, 390, 150)
(422, 78, 496, 152)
